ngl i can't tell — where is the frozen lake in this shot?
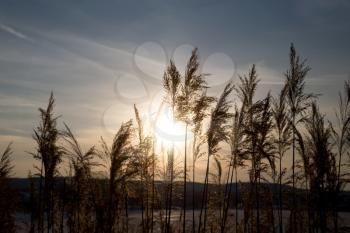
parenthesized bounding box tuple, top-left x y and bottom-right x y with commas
(15, 209, 350, 232)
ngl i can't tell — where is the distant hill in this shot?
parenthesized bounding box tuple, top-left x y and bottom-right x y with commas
(7, 178, 350, 212)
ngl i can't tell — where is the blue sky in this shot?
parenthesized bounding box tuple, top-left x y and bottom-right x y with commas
(0, 0, 349, 177)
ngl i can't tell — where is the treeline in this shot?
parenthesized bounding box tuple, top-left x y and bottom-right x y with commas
(0, 44, 349, 233)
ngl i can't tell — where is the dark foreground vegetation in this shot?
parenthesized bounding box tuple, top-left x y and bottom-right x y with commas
(7, 178, 350, 211)
(1, 44, 350, 233)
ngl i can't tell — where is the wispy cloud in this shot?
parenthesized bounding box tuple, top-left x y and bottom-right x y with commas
(0, 23, 33, 42)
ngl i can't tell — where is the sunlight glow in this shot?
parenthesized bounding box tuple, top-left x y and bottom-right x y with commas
(154, 106, 186, 146)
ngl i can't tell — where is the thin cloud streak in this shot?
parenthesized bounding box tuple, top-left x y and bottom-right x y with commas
(0, 23, 34, 42)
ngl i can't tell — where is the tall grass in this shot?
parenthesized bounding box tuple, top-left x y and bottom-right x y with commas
(100, 120, 137, 233)
(30, 92, 64, 233)
(62, 124, 97, 233)
(2, 45, 350, 233)
(330, 80, 350, 233)
(176, 48, 210, 233)
(191, 91, 215, 233)
(272, 89, 291, 233)
(163, 60, 181, 233)
(220, 104, 245, 233)
(198, 81, 234, 233)
(235, 65, 260, 233)
(284, 44, 314, 233)
(0, 143, 16, 233)
(303, 103, 336, 233)
(134, 104, 153, 232)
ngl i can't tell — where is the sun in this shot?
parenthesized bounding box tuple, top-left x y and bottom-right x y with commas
(153, 106, 186, 146)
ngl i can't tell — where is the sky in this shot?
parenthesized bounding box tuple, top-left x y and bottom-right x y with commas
(0, 0, 349, 178)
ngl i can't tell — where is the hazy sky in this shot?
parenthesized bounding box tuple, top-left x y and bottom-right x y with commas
(0, 0, 349, 177)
